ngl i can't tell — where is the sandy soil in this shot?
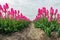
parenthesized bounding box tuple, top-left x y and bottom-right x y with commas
(0, 23, 60, 40)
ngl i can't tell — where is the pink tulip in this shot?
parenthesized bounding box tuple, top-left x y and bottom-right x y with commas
(11, 8, 14, 14)
(2, 5, 7, 13)
(0, 5, 3, 10)
(3, 5, 6, 9)
(48, 16, 52, 22)
(11, 8, 15, 18)
(14, 10, 17, 18)
(38, 8, 43, 15)
(42, 7, 46, 13)
(5, 3, 9, 9)
(34, 17, 38, 21)
(8, 11, 11, 15)
(18, 10, 20, 14)
(54, 9, 58, 15)
(17, 10, 20, 17)
(24, 16, 30, 21)
(45, 10, 49, 17)
(8, 8, 15, 20)
(15, 10, 17, 14)
(16, 15, 19, 20)
(2, 16, 6, 19)
(50, 7, 54, 15)
(8, 12, 11, 19)
(57, 14, 60, 20)
(57, 14, 60, 23)
(0, 12, 2, 17)
(20, 13, 23, 18)
(34, 15, 41, 21)
(3, 9, 7, 13)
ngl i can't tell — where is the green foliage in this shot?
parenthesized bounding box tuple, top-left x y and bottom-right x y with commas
(0, 18, 30, 34)
(34, 18, 60, 37)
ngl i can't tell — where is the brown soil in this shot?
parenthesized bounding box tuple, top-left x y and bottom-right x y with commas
(0, 23, 60, 40)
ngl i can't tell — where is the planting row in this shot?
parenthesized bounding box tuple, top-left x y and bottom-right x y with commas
(0, 3, 30, 34)
(34, 7, 60, 37)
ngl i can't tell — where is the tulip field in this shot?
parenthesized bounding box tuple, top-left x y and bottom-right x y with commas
(0, 3, 60, 38)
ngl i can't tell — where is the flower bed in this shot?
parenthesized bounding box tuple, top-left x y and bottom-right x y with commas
(0, 3, 30, 34)
(34, 7, 60, 37)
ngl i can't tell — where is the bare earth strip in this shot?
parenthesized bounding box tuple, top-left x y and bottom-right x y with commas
(0, 23, 60, 40)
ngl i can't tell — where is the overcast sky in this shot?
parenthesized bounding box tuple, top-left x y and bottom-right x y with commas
(0, 0, 60, 20)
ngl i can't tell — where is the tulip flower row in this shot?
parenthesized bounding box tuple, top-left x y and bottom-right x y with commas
(0, 3, 30, 34)
(0, 3, 30, 21)
(34, 7, 60, 37)
(34, 7, 60, 23)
